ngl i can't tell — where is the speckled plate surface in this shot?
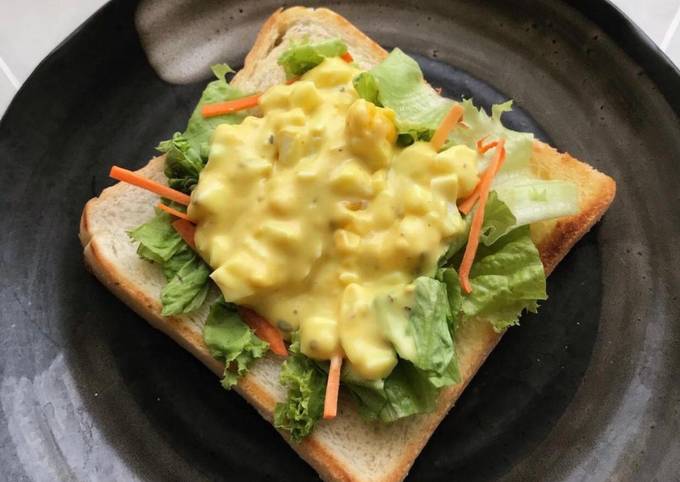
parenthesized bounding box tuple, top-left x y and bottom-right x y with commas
(1, 1, 678, 480)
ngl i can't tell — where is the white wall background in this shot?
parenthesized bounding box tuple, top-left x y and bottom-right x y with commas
(1, 0, 680, 116)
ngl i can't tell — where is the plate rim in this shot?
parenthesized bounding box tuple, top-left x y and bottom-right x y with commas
(2, 0, 680, 126)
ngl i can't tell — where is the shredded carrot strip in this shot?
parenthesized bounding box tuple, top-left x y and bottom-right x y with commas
(172, 219, 196, 249)
(458, 184, 482, 215)
(458, 138, 506, 214)
(201, 94, 261, 118)
(323, 355, 343, 420)
(109, 166, 190, 205)
(459, 140, 506, 294)
(157, 203, 191, 221)
(238, 308, 288, 357)
(430, 104, 464, 151)
(340, 51, 354, 63)
(476, 136, 498, 154)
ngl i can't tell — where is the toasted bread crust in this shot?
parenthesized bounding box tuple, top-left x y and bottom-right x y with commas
(530, 142, 617, 273)
(80, 7, 616, 482)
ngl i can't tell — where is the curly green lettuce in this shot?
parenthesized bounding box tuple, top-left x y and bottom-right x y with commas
(203, 301, 269, 389)
(274, 341, 326, 441)
(128, 211, 211, 316)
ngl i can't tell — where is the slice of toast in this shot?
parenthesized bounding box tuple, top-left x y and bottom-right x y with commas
(80, 7, 616, 482)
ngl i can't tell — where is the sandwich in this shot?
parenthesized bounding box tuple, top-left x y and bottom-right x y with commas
(80, 7, 616, 482)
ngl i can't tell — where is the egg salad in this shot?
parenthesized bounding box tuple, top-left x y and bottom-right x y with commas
(189, 58, 478, 380)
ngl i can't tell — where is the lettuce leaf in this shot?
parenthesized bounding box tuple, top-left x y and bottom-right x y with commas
(203, 301, 269, 389)
(210, 63, 234, 81)
(445, 225, 547, 332)
(157, 64, 246, 193)
(128, 211, 211, 316)
(379, 277, 460, 388)
(343, 361, 439, 423)
(449, 100, 534, 178)
(409, 277, 460, 387)
(183, 68, 245, 154)
(479, 184, 579, 247)
(278, 38, 348, 79)
(438, 192, 514, 264)
(444, 182, 575, 258)
(494, 180, 580, 227)
(447, 101, 579, 226)
(274, 340, 326, 441)
(480, 191, 518, 246)
(436, 267, 463, 334)
(161, 244, 195, 280)
(352, 72, 380, 105)
(128, 212, 184, 263)
(365, 49, 452, 142)
(160, 249, 211, 316)
(157, 133, 203, 193)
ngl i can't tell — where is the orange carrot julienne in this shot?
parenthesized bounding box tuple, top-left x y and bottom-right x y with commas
(430, 104, 464, 151)
(157, 202, 191, 221)
(340, 51, 354, 63)
(323, 354, 343, 420)
(476, 137, 499, 154)
(172, 219, 196, 249)
(109, 166, 190, 206)
(201, 94, 261, 118)
(458, 138, 506, 214)
(458, 184, 482, 215)
(238, 308, 288, 357)
(459, 140, 506, 294)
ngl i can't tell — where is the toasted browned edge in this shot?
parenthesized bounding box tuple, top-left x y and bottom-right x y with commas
(80, 7, 617, 482)
(531, 142, 617, 273)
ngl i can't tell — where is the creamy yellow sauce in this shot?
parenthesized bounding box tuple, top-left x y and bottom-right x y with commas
(188, 58, 479, 380)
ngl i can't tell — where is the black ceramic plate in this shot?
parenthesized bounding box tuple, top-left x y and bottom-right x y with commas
(1, 1, 679, 480)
